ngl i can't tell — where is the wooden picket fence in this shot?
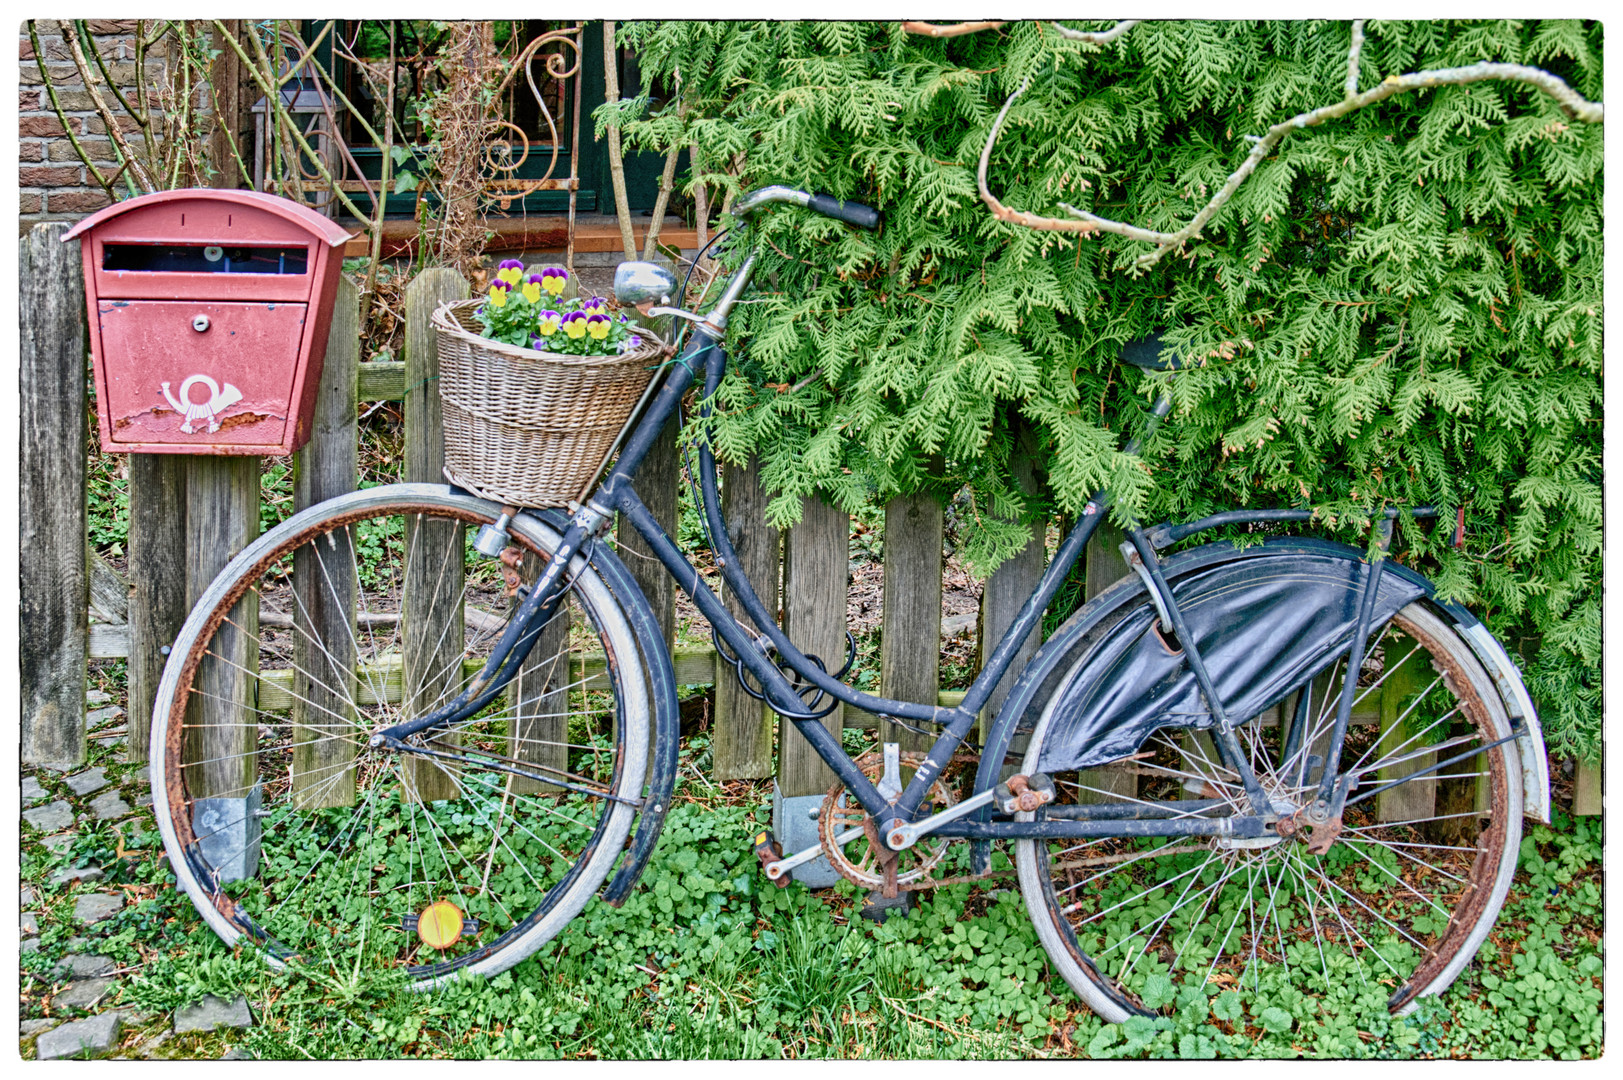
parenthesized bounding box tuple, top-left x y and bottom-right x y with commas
(20, 221, 1599, 816)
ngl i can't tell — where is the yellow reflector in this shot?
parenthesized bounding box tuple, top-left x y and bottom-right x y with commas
(417, 901, 465, 950)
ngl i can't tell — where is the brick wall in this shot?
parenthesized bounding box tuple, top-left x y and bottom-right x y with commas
(18, 20, 177, 229)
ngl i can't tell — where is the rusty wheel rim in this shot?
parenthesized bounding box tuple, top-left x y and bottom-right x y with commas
(1027, 602, 1518, 1018)
(155, 492, 645, 983)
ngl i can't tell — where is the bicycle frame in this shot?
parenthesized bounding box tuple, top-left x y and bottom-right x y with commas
(374, 215, 1435, 849)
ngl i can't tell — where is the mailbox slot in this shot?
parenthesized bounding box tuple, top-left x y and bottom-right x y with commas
(102, 243, 311, 276)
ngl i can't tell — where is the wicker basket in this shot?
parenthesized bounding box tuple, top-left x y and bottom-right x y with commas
(433, 299, 666, 507)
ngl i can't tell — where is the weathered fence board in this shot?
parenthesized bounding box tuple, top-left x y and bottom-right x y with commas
(712, 456, 779, 779)
(290, 277, 360, 808)
(618, 416, 680, 779)
(880, 492, 943, 754)
(1573, 755, 1600, 816)
(1077, 524, 1137, 804)
(184, 456, 260, 799)
(778, 496, 849, 798)
(401, 268, 470, 803)
(21, 223, 89, 767)
(977, 430, 1047, 745)
(1376, 632, 1436, 823)
(513, 599, 572, 796)
(618, 417, 680, 650)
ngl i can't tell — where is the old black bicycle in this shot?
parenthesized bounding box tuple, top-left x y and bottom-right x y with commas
(150, 186, 1549, 1022)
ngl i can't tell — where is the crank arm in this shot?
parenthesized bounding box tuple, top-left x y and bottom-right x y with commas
(381, 739, 645, 809)
(764, 825, 866, 882)
(886, 789, 997, 850)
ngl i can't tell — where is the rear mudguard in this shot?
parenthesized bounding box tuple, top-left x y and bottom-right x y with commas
(974, 536, 1549, 825)
(520, 509, 680, 905)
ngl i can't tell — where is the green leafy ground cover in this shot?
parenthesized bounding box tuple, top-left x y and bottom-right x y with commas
(22, 695, 1603, 1060)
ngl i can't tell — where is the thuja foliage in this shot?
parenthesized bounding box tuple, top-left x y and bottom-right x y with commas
(619, 20, 1602, 759)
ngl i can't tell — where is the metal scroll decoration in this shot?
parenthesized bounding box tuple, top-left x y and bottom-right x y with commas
(482, 28, 584, 208)
(258, 23, 585, 216)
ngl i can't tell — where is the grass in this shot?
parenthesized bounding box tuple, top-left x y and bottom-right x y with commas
(21, 675, 1604, 1061)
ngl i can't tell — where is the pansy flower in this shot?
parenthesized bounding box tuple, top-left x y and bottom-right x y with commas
(486, 278, 512, 308)
(535, 310, 561, 337)
(495, 258, 524, 286)
(580, 295, 606, 312)
(586, 312, 612, 341)
(561, 310, 589, 339)
(618, 334, 643, 353)
(521, 272, 544, 304)
(541, 267, 568, 297)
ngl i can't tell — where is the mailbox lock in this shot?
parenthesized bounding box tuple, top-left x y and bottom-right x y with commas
(191, 314, 211, 333)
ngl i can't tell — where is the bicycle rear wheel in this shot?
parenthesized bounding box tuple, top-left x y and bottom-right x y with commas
(150, 485, 648, 989)
(1016, 600, 1522, 1022)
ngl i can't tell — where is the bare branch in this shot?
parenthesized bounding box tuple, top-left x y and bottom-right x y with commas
(63, 21, 158, 192)
(75, 21, 144, 130)
(217, 21, 371, 220)
(29, 20, 117, 199)
(978, 75, 1102, 235)
(979, 20, 1605, 273)
(1050, 19, 1140, 45)
(901, 21, 1005, 39)
(1345, 19, 1366, 99)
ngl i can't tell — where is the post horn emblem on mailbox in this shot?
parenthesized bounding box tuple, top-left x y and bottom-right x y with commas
(160, 374, 245, 434)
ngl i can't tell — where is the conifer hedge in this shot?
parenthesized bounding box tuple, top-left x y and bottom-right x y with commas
(619, 20, 1602, 761)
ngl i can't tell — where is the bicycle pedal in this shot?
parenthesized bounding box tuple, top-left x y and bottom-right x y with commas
(752, 831, 791, 889)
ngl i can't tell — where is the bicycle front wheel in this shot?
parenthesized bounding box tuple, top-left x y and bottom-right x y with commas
(1016, 600, 1522, 1022)
(150, 485, 648, 989)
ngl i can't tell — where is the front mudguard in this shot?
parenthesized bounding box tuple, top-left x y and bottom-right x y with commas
(520, 509, 680, 905)
(974, 536, 1549, 827)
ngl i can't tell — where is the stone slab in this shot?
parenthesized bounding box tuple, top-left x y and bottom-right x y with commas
(89, 790, 134, 821)
(23, 775, 50, 803)
(36, 1012, 122, 1060)
(50, 864, 103, 886)
(88, 705, 124, 726)
(65, 767, 111, 796)
(54, 976, 116, 1010)
(22, 937, 40, 954)
(22, 912, 40, 936)
(21, 1018, 60, 1037)
(24, 800, 75, 832)
(74, 893, 125, 925)
(43, 834, 74, 854)
(55, 953, 116, 979)
(174, 994, 253, 1034)
(86, 689, 112, 705)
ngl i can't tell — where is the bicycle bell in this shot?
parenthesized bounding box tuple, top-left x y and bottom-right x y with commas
(612, 261, 677, 314)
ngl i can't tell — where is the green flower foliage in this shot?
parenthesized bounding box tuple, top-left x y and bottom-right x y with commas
(619, 20, 1601, 760)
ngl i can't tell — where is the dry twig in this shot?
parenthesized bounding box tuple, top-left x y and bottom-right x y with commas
(978, 20, 1605, 271)
(900, 21, 1006, 39)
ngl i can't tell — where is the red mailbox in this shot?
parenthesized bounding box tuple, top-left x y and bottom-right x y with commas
(63, 189, 352, 455)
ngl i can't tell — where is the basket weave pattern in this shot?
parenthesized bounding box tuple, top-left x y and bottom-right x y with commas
(433, 299, 664, 507)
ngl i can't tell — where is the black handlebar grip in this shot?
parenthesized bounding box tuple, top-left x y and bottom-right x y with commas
(807, 193, 880, 230)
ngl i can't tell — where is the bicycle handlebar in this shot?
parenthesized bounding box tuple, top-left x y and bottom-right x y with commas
(732, 185, 880, 230)
(807, 193, 881, 230)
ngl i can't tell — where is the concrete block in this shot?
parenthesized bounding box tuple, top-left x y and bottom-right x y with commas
(771, 782, 841, 888)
